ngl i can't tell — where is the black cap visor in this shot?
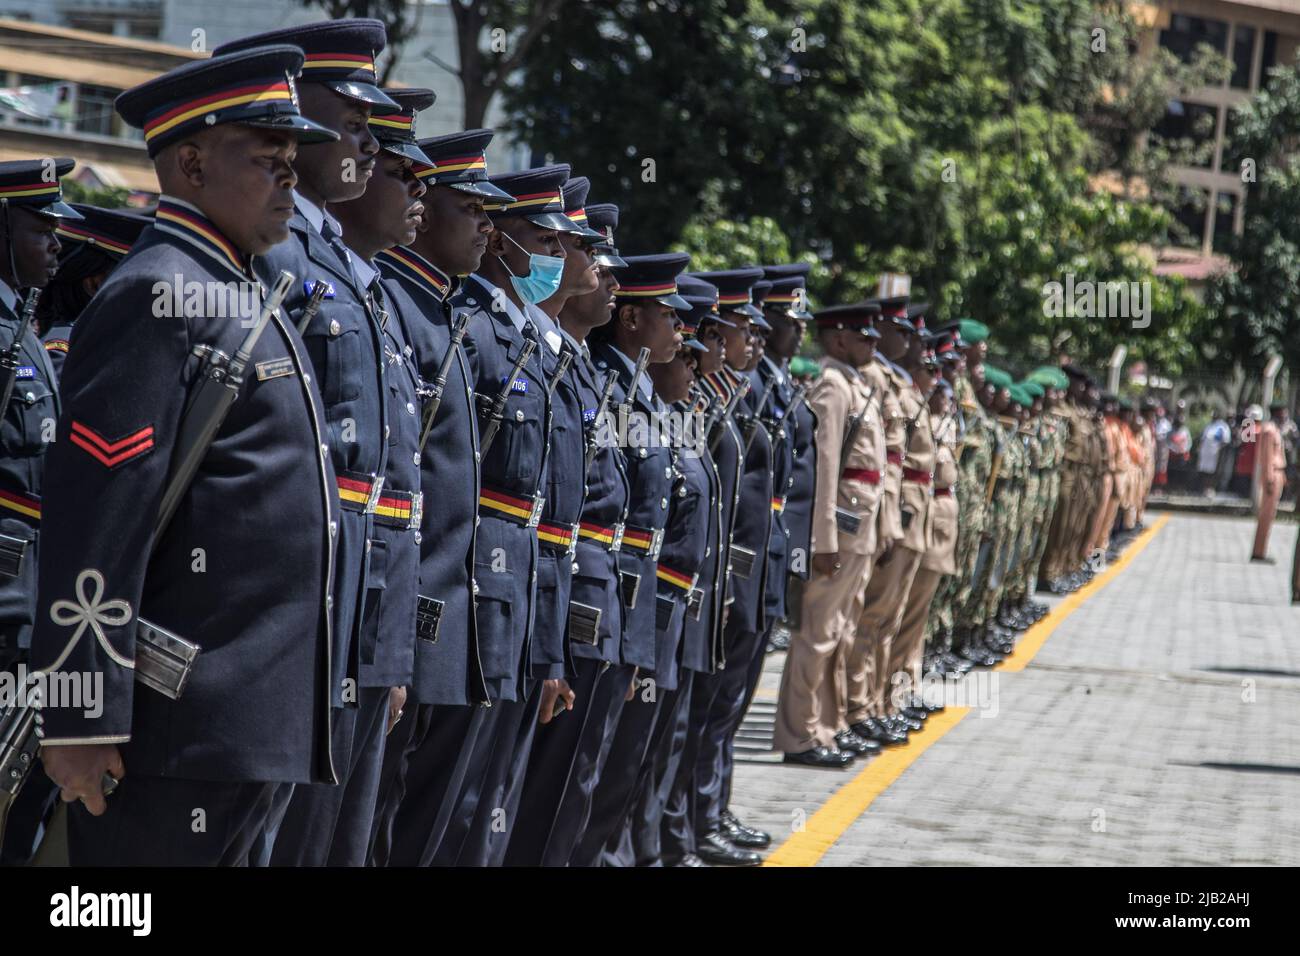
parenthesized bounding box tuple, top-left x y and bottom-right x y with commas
(323, 79, 401, 113)
(449, 179, 516, 202)
(518, 210, 582, 232)
(380, 139, 435, 165)
(32, 200, 84, 220)
(244, 113, 340, 145)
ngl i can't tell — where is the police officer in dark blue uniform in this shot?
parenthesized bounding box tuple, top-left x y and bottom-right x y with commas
(210, 20, 401, 866)
(288, 86, 433, 865)
(503, 183, 636, 867)
(760, 264, 817, 649)
(31, 46, 343, 866)
(580, 306, 715, 866)
(543, 252, 687, 866)
(38, 204, 151, 381)
(433, 165, 570, 866)
(369, 128, 512, 867)
(683, 267, 772, 865)
(0, 158, 82, 866)
(658, 275, 745, 866)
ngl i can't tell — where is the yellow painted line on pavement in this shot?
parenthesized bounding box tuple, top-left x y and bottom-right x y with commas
(763, 707, 969, 867)
(999, 514, 1169, 672)
(763, 514, 1170, 867)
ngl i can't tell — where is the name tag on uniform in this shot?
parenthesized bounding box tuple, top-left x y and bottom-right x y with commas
(255, 357, 295, 381)
(303, 280, 336, 299)
(504, 377, 528, 394)
(16, 367, 35, 379)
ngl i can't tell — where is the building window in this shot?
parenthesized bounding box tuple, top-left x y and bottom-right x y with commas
(1231, 24, 1256, 90)
(1158, 14, 1229, 63)
(1212, 192, 1238, 252)
(1260, 30, 1279, 88)
(1170, 186, 1208, 249)
(76, 84, 118, 137)
(1153, 100, 1219, 168)
(1220, 106, 1246, 175)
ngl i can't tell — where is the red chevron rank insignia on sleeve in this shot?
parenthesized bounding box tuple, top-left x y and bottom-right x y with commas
(69, 421, 155, 469)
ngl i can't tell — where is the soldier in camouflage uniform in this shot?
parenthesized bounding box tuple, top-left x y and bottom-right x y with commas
(926, 320, 991, 674)
(952, 365, 1013, 665)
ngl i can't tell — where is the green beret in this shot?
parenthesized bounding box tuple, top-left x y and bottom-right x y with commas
(1029, 366, 1069, 390)
(1019, 380, 1045, 399)
(1009, 385, 1033, 408)
(983, 365, 1011, 389)
(958, 319, 989, 344)
(789, 355, 821, 378)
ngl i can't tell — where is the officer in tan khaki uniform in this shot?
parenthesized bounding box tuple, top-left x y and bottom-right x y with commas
(774, 303, 885, 768)
(890, 341, 958, 714)
(846, 298, 933, 746)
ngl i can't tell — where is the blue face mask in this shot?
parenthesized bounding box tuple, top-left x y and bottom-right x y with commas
(499, 231, 564, 305)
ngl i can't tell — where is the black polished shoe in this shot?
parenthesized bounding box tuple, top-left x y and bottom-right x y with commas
(784, 745, 855, 768)
(720, 810, 771, 848)
(852, 718, 906, 745)
(900, 705, 929, 722)
(673, 853, 708, 867)
(835, 729, 881, 756)
(941, 651, 975, 673)
(891, 711, 923, 732)
(695, 830, 761, 866)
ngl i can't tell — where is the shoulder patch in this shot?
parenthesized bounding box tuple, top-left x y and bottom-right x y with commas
(69, 421, 155, 469)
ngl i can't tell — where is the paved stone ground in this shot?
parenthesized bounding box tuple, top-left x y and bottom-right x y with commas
(732, 514, 1300, 866)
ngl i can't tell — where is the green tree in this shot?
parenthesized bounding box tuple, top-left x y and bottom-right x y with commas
(1205, 60, 1300, 379)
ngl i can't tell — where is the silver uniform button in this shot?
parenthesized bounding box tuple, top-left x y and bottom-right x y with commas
(406, 402, 416, 415)
(413, 452, 421, 465)
(329, 521, 338, 538)
(660, 497, 668, 509)
(321, 442, 329, 456)
(404, 345, 413, 357)
(515, 410, 525, 422)
(303, 374, 311, 385)
(664, 466, 672, 479)
(384, 425, 390, 440)
(414, 531, 422, 544)
(329, 319, 341, 336)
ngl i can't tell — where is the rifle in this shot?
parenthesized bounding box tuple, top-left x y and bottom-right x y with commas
(584, 369, 619, 474)
(621, 347, 652, 420)
(985, 425, 1007, 505)
(478, 339, 537, 455)
(417, 310, 470, 453)
(839, 384, 877, 466)
(0, 288, 40, 416)
(2, 270, 296, 838)
(903, 381, 940, 452)
(0, 687, 38, 842)
(708, 376, 750, 455)
(136, 269, 297, 700)
(768, 382, 808, 441)
(295, 280, 330, 335)
(547, 344, 574, 399)
(742, 373, 778, 454)
(154, 271, 294, 541)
